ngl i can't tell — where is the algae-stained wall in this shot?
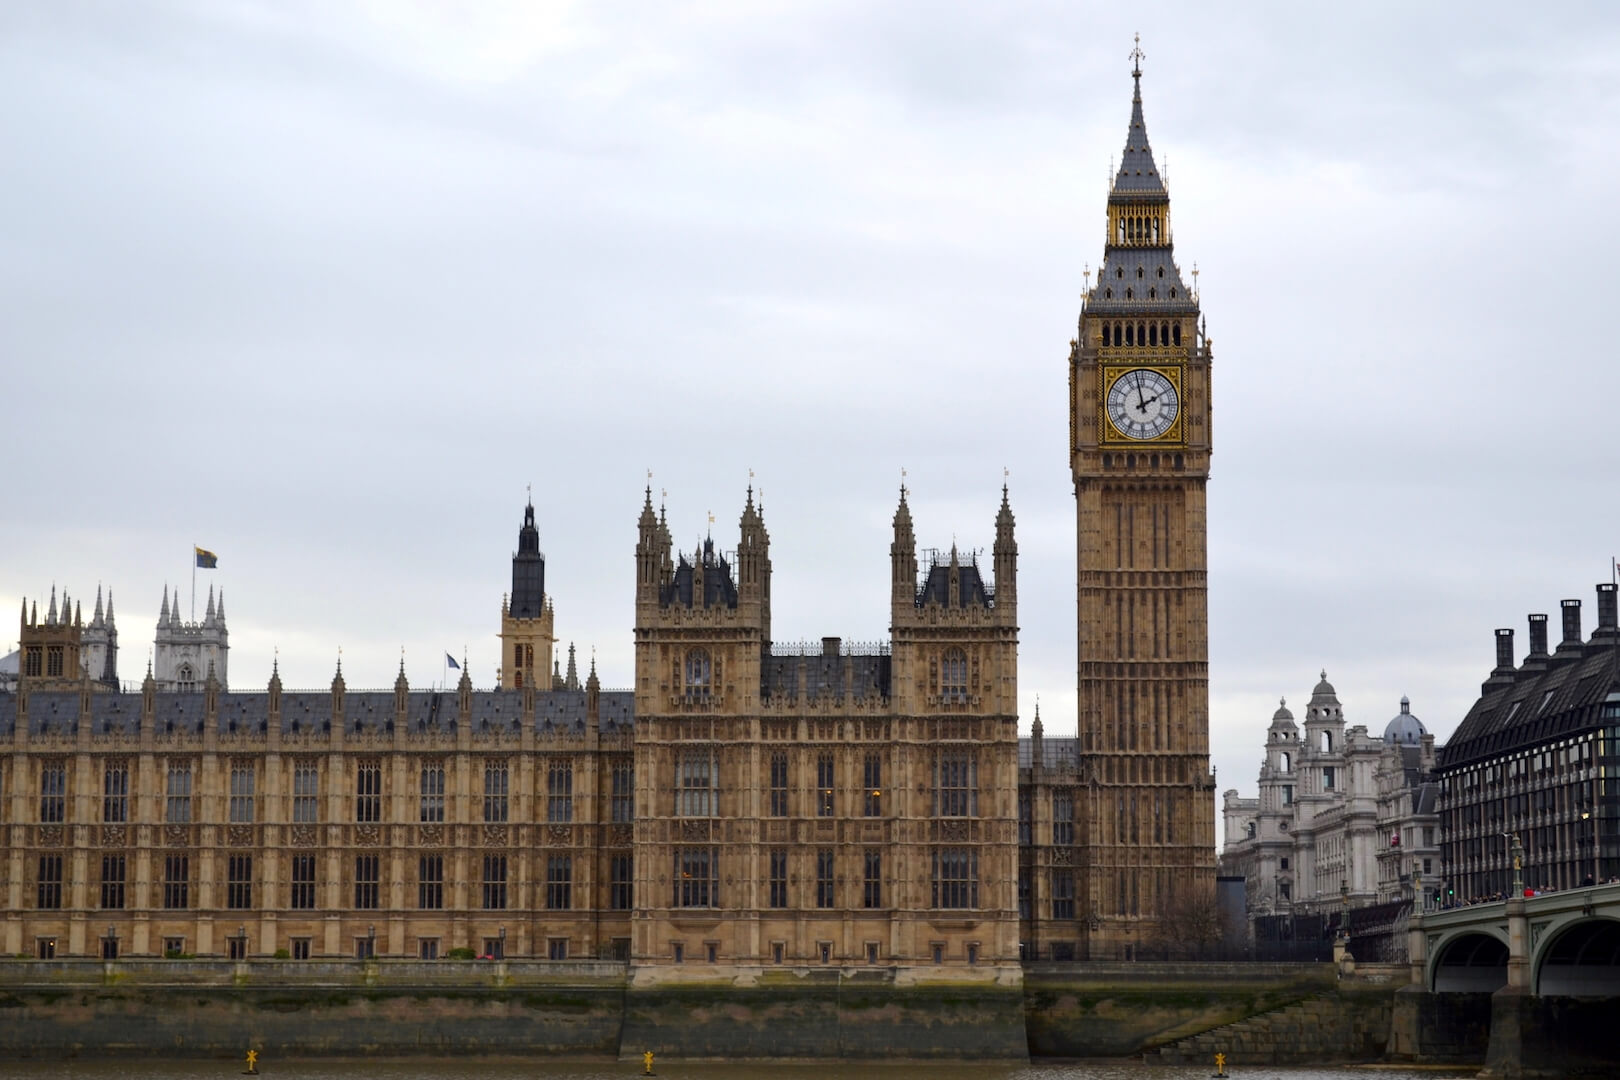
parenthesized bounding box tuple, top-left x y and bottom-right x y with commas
(0, 987, 627, 1058)
(619, 972, 1028, 1060)
(0, 959, 1368, 1061)
(1022, 961, 1336, 1057)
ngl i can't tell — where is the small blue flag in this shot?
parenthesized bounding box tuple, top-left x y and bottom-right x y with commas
(194, 546, 218, 569)
(445, 653, 460, 670)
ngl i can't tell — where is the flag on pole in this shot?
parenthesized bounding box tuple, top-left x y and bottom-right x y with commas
(194, 546, 219, 569)
(445, 653, 460, 670)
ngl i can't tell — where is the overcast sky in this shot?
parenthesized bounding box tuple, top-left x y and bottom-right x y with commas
(5, 2, 1620, 831)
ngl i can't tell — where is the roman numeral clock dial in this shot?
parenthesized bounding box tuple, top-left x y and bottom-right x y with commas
(1105, 368, 1180, 441)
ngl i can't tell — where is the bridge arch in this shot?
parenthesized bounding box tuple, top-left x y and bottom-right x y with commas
(1534, 916, 1620, 997)
(1430, 930, 1509, 993)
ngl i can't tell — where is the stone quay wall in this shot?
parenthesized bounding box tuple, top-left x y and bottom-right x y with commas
(0, 958, 1426, 1062)
(0, 959, 628, 1059)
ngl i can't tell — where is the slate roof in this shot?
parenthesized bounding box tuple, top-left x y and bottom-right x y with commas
(1088, 246, 1197, 315)
(1019, 736, 1079, 771)
(90, 693, 143, 735)
(4, 688, 638, 737)
(916, 559, 993, 609)
(663, 539, 739, 610)
(1112, 72, 1167, 199)
(762, 649, 891, 701)
(1438, 632, 1620, 770)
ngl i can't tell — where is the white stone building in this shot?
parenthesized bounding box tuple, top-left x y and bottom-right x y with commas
(153, 583, 228, 692)
(1221, 673, 1440, 919)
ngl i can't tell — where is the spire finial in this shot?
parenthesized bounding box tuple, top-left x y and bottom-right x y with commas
(1129, 32, 1145, 81)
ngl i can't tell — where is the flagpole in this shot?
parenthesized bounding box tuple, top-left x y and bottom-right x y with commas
(191, 543, 196, 623)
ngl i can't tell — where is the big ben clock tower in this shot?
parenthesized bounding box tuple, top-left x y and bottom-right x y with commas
(1069, 42, 1217, 958)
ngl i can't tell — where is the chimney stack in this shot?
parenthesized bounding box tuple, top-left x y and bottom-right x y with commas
(1527, 613, 1549, 657)
(1597, 583, 1618, 635)
(1493, 628, 1515, 674)
(1560, 599, 1583, 648)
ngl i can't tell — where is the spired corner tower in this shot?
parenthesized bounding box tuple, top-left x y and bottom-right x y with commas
(1068, 47, 1218, 957)
(499, 499, 556, 690)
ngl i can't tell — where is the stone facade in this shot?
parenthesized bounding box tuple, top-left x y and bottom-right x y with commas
(1066, 52, 1218, 956)
(628, 485, 1020, 982)
(1220, 674, 1439, 920)
(1, 491, 1020, 984)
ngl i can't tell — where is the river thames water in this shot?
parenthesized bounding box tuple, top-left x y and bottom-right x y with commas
(0, 1062, 1477, 1080)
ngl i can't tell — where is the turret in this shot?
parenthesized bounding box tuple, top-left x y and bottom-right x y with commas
(510, 499, 547, 619)
(993, 485, 1017, 617)
(331, 652, 347, 719)
(394, 654, 410, 714)
(736, 485, 772, 638)
(268, 653, 282, 714)
(890, 486, 917, 614)
(585, 653, 600, 732)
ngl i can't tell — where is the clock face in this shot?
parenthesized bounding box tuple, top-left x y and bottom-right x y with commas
(1106, 369, 1179, 440)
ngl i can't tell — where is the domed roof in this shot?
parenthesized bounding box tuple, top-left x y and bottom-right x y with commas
(1383, 695, 1426, 744)
(1310, 669, 1338, 703)
(1268, 696, 1297, 730)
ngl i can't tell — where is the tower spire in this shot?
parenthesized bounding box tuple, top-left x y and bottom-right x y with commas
(1113, 35, 1165, 198)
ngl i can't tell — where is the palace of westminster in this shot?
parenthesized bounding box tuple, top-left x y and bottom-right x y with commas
(3, 57, 1219, 975)
(14, 51, 1609, 979)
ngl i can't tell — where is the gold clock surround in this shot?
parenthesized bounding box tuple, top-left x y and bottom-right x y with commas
(1098, 364, 1185, 445)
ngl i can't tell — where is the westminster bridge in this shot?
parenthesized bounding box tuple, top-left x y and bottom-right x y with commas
(1388, 879, 1620, 1076)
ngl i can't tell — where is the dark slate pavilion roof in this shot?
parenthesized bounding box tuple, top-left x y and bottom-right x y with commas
(663, 539, 739, 610)
(1438, 638, 1620, 770)
(916, 558, 992, 608)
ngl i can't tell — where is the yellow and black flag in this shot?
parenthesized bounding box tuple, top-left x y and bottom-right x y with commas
(194, 546, 219, 569)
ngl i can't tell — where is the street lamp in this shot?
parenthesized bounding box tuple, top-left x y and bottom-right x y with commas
(1582, 812, 1599, 886)
(498, 925, 506, 960)
(1338, 879, 1350, 943)
(105, 924, 118, 961)
(1412, 860, 1423, 914)
(367, 923, 376, 960)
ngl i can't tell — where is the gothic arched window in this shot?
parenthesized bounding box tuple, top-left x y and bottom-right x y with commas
(940, 648, 968, 704)
(684, 649, 712, 700)
(177, 663, 196, 694)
